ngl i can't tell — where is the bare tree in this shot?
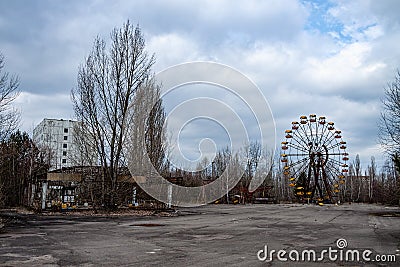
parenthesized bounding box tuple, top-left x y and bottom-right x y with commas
(71, 123, 98, 167)
(379, 70, 400, 172)
(195, 157, 210, 180)
(71, 21, 155, 207)
(241, 141, 262, 189)
(0, 53, 20, 141)
(347, 163, 355, 202)
(0, 131, 49, 208)
(144, 83, 167, 174)
(368, 156, 376, 202)
(214, 146, 231, 177)
(354, 154, 363, 201)
(129, 79, 167, 175)
(379, 159, 400, 205)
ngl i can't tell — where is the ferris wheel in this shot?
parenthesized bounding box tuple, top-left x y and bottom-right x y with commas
(280, 115, 348, 204)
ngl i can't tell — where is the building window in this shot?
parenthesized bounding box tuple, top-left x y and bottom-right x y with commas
(63, 151, 67, 156)
(64, 128, 68, 133)
(64, 136, 68, 140)
(63, 144, 67, 148)
(62, 159, 67, 164)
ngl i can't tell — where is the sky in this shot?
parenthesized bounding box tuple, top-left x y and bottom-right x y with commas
(1, 0, 400, 170)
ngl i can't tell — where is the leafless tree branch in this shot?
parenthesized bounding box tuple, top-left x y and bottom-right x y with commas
(0, 52, 20, 141)
(71, 21, 156, 207)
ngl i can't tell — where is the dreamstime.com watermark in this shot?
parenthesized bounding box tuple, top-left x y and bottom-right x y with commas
(257, 238, 398, 263)
(127, 61, 275, 207)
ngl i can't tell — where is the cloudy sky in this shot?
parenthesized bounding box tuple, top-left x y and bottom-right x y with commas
(1, 0, 400, 169)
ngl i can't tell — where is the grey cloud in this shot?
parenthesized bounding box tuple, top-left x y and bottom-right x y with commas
(0, 0, 399, 169)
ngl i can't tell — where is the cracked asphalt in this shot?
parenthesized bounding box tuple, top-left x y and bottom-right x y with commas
(1, 204, 399, 266)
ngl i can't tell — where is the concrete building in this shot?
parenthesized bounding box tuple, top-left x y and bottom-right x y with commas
(33, 118, 97, 170)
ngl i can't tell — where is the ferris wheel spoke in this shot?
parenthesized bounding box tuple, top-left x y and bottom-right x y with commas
(316, 122, 328, 145)
(325, 161, 340, 173)
(327, 142, 347, 153)
(325, 163, 341, 179)
(326, 161, 344, 179)
(326, 142, 341, 151)
(327, 160, 345, 173)
(320, 167, 334, 199)
(292, 164, 310, 193)
(292, 128, 310, 148)
(320, 127, 335, 147)
(318, 121, 334, 145)
(324, 164, 343, 192)
(289, 129, 307, 148)
(322, 132, 337, 147)
(328, 152, 347, 156)
(299, 123, 312, 145)
(326, 170, 341, 186)
(290, 161, 309, 176)
(307, 121, 315, 145)
(287, 143, 309, 153)
(288, 157, 310, 168)
(326, 157, 344, 166)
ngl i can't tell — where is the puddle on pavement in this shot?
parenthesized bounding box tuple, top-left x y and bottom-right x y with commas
(370, 212, 400, 217)
(130, 223, 165, 227)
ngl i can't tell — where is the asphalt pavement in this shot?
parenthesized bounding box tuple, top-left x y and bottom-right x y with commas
(1, 203, 399, 266)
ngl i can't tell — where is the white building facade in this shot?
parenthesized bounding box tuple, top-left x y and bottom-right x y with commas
(33, 119, 97, 170)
